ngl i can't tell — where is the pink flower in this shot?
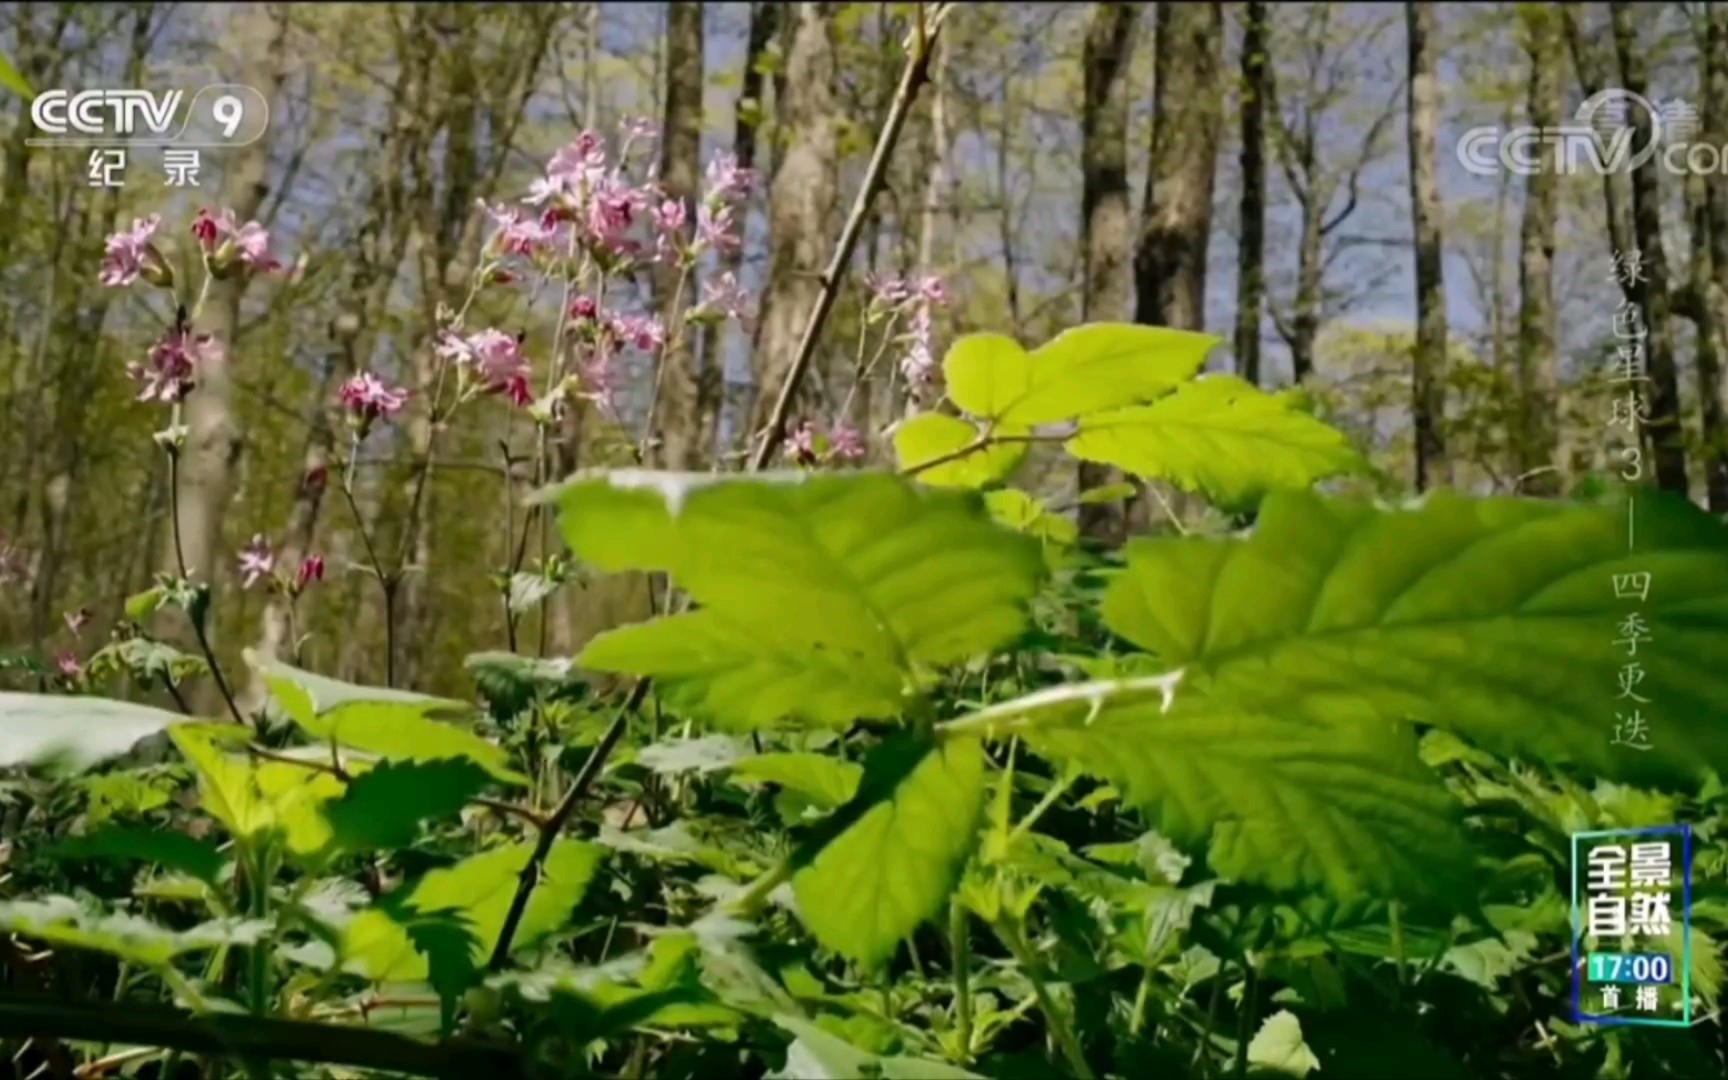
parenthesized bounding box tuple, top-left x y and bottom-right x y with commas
(704, 151, 754, 204)
(55, 653, 83, 680)
(294, 554, 325, 593)
(570, 295, 599, 321)
(238, 535, 275, 589)
(901, 305, 938, 392)
(64, 608, 91, 636)
(698, 272, 751, 324)
(441, 329, 534, 407)
(828, 422, 866, 463)
(784, 420, 820, 465)
(865, 273, 911, 308)
(193, 207, 279, 272)
(302, 463, 329, 493)
(577, 347, 624, 416)
(339, 372, 409, 425)
(485, 204, 554, 258)
(609, 313, 665, 354)
(694, 204, 740, 254)
(100, 215, 162, 287)
(129, 326, 221, 403)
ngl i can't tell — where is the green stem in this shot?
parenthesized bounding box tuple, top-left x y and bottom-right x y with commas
(951, 899, 974, 1061)
(1389, 900, 1407, 1006)
(991, 918, 1094, 1080)
(1007, 769, 1077, 846)
(1232, 963, 1257, 1078)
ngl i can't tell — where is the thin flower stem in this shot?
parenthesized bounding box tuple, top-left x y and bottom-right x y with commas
(164, 438, 247, 728)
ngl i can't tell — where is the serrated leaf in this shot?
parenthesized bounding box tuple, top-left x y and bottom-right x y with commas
(343, 841, 604, 981)
(1247, 1010, 1321, 1078)
(791, 736, 987, 967)
(169, 724, 348, 853)
(1068, 375, 1363, 506)
(1103, 489, 1728, 786)
(547, 471, 1043, 730)
(893, 412, 1027, 488)
(321, 760, 492, 853)
(0, 897, 267, 967)
(728, 752, 862, 809)
(945, 324, 1215, 426)
(52, 826, 225, 885)
(247, 651, 465, 725)
(0, 693, 184, 773)
(956, 679, 1477, 910)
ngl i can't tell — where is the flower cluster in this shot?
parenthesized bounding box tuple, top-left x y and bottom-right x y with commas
(192, 207, 281, 277)
(784, 419, 867, 467)
(436, 328, 535, 407)
(865, 273, 949, 397)
(100, 215, 171, 288)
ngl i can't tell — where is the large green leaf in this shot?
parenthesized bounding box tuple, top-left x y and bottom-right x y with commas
(956, 679, 1477, 909)
(944, 324, 1216, 426)
(892, 413, 1027, 489)
(544, 471, 1044, 730)
(169, 724, 349, 854)
(790, 735, 987, 967)
(0, 693, 184, 772)
(343, 840, 604, 981)
(0, 897, 267, 967)
(729, 753, 863, 809)
(1067, 375, 1364, 507)
(251, 655, 523, 785)
(1103, 489, 1728, 786)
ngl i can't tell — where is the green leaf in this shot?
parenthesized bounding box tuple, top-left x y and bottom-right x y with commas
(547, 471, 1044, 730)
(1103, 489, 1728, 786)
(1078, 481, 1139, 505)
(125, 586, 168, 621)
(892, 412, 1026, 488)
(638, 734, 752, 775)
(52, 826, 225, 885)
(321, 760, 492, 854)
(954, 678, 1477, 910)
(343, 841, 604, 981)
(770, 1017, 984, 1080)
(0, 897, 267, 968)
(1067, 375, 1364, 507)
(251, 655, 523, 785)
(168, 724, 348, 853)
(0, 693, 185, 773)
(945, 324, 1215, 426)
(729, 752, 863, 809)
(1247, 1010, 1322, 1078)
(791, 736, 987, 967)
(984, 489, 1078, 548)
(0, 53, 33, 100)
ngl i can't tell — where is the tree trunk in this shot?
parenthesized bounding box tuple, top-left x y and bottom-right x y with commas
(1699, 1, 1728, 510)
(1514, 6, 1561, 495)
(1406, 0, 1450, 491)
(1134, 0, 1223, 332)
(745, 2, 839, 451)
(171, 7, 287, 708)
(1234, 0, 1269, 388)
(650, 1, 707, 469)
(1077, 2, 1140, 546)
(701, 0, 780, 460)
(1611, 0, 1688, 495)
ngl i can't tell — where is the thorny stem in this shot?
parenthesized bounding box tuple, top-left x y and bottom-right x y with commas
(749, 2, 954, 470)
(486, 678, 648, 969)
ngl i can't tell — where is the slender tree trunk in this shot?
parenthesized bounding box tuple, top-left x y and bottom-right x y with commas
(1289, 187, 1324, 383)
(1406, 0, 1450, 491)
(1133, 1, 1223, 332)
(745, 2, 839, 450)
(1611, 0, 1688, 495)
(1235, 0, 1269, 387)
(1077, 2, 1140, 545)
(651, 1, 707, 469)
(1698, 2, 1728, 510)
(702, 0, 780, 460)
(1561, 7, 1636, 262)
(1515, 7, 1561, 494)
